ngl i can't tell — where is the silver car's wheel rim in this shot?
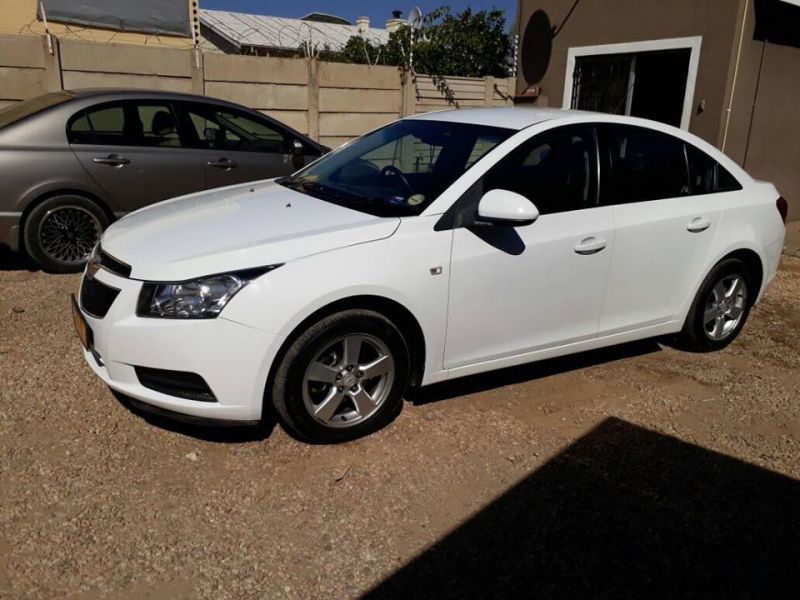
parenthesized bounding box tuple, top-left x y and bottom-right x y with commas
(38, 206, 101, 265)
(703, 274, 748, 341)
(302, 333, 395, 429)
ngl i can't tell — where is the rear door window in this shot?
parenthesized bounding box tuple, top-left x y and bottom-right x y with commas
(67, 101, 183, 147)
(601, 124, 689, 203)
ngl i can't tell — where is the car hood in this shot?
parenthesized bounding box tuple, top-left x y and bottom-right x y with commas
(101, 180, 400, 281)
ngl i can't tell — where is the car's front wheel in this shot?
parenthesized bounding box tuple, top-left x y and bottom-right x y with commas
(270, 309, 411, 443)
(678, 258, 755, 352)
(24, 194, 108, 273)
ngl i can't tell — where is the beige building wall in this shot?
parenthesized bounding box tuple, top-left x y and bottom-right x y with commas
(516, 0, 800, 220)
(0, 0, 194, 47)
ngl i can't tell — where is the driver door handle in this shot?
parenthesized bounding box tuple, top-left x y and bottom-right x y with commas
(93, 154, 130, 167)
(687, 216, 711, 233)
(574, 237, 607, 255)
(207, 158, 237, 170)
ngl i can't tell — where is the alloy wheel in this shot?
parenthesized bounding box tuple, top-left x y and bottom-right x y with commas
(703, 274, 748, 341)
(302, 333, 395, 428)
(38, 205, 101, 265)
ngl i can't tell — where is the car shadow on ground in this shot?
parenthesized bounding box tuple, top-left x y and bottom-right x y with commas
(0, 247, 37, 271)
(364, 417, 800, 599)
(407, 339, 663, 406)
(111, 390, 276, 443)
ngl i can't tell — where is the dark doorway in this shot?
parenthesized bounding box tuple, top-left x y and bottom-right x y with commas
(630, 49, 691, 127)
(572, 48, 691, 128)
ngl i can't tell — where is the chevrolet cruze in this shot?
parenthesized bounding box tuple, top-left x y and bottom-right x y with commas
(72, 108, 787, 443)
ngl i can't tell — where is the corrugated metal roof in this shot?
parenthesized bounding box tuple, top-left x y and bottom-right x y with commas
(200, 9, 390, 52)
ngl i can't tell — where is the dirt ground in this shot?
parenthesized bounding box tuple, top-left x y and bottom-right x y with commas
(1, 254, 800, 599)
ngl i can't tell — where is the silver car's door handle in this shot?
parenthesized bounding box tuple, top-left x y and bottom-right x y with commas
(687, 217, 711, 233)
(574, 237, 607, 255)
(93, 154, 130, 167)
(207, 158, 238, 170)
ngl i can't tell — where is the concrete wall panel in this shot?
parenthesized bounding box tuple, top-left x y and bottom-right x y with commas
(60, 39, 191, 77)
(204, 54, 308, 85)
(319, 87, 401, 113)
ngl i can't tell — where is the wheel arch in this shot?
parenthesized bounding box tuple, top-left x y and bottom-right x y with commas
(719, 248, 764, 296)
(264, 295, 428, 410)
(676, 244, 767, 328)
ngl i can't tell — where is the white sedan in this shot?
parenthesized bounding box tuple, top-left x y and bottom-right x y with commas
(72, 108, 787, 443)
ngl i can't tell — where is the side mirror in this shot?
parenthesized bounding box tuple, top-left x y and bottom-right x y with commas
(290, 139, 305, 170)
(477, 189, 539, 226)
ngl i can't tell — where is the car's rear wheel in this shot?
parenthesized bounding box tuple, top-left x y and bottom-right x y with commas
(271, 309, 410, 443)
(23, 194, 108, 273)
(678, 258, 755, 352)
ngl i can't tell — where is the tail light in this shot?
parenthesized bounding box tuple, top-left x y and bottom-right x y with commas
(776, 196, 788, 223)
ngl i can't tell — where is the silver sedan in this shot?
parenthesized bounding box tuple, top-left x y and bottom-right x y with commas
(0, 89, 326, 272)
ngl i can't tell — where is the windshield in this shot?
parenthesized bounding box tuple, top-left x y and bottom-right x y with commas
(0, 91, 74, 129)
(278, 119, 513, 216)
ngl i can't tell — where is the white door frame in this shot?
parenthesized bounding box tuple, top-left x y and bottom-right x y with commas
(562, 36, 703, 130)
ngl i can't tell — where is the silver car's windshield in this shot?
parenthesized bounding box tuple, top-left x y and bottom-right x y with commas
(278, 119, 513, 217)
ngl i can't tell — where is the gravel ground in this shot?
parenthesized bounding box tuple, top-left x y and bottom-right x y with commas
(1, 255, 799, 598)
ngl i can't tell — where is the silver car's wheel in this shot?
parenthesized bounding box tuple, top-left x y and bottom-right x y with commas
(38, 205, 102, 266)
(302, 333, 395, 428)
(24, 195, 110, 273)
(703, 275, 748, 341)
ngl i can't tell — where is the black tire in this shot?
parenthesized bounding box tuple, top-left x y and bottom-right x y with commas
(677, 258, 755, 352)
(270, 309, 411, 444)
(23, 194, 109, 273)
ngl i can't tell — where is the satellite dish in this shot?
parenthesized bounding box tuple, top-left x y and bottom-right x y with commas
(521, 10, 553, 85)
(409, 6, 423, 29)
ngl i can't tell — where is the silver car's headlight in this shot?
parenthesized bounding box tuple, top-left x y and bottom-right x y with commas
(137, 266, 281, 319)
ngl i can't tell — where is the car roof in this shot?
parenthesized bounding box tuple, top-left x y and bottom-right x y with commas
(409, 106, 594, 130)
(66, 88, 234, 103)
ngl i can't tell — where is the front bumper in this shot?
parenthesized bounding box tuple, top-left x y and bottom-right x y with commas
(77, 268, 285, 422)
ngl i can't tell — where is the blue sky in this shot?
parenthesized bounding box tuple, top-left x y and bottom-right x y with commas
(201, 1, 519, 28)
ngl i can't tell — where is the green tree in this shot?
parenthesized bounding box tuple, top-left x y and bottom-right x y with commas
(325, 5, 511, 78)
(414, 6, 511, 78)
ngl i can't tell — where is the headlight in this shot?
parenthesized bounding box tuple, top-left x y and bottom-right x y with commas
(137, 266, 281, 319)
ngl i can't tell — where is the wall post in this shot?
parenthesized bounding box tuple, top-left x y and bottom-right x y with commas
(401, 69, 416, 116)
(42, 34, 63, 91)
(484, 76, 496, 106)
(191, 46, 204, 95)
(307, 57, 320, 141)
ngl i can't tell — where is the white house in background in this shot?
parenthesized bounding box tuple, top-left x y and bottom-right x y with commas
(200, 9, 396, 56)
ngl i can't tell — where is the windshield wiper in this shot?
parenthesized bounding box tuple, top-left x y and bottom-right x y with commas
(278, 177, 380, 205)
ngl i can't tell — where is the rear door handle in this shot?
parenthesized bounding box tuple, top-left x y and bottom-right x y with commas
(207, 158, 237, 170)
(574, 237, 607, 255)
(687, 217, 711, 233)
(92, 154, 130, 167)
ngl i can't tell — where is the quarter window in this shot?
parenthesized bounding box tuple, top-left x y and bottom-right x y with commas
(482, 125, 599, 215)
(685, 143, 742, 194)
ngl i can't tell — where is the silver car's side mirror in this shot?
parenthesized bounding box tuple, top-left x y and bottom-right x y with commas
(477, 189, 539, 226)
